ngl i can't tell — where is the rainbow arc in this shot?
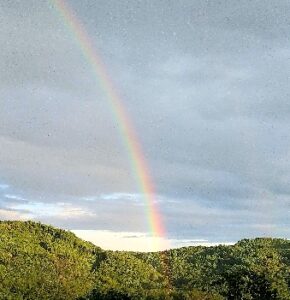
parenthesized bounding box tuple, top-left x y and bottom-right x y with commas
(51, 0, 168, 251)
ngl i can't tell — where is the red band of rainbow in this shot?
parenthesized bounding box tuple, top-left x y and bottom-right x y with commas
(51, 0, 168, 251)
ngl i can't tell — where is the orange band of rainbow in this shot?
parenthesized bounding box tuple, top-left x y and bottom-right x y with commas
(51, 0, 168, 251)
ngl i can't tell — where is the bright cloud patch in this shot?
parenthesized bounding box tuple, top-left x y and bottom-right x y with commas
(0, 184, 9, 190)
(82, 192, 170, 207)
(4, 194, 27, 201)
(72, 230, 233, 252)
(0, 208, 30, 220)
(4, 200, 94, 219)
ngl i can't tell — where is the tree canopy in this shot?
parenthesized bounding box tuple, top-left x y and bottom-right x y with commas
(1, 221, 290, 299)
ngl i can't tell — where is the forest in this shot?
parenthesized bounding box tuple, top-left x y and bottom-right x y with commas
(1, 221, 290, 299)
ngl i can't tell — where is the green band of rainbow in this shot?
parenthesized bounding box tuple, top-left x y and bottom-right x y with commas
(51, 0, 167, 250)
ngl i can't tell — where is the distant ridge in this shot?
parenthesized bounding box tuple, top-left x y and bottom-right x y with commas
(1, 221, 290, 299)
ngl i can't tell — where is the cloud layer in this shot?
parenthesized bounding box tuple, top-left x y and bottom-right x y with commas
(1, 1, 290, 247)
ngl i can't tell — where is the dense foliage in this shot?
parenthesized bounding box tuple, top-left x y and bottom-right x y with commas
(136, 239, 290, 299)
(1, 221, 290, 299)
(0, 221, 102, 299)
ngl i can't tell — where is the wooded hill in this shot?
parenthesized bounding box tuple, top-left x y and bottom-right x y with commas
(1, 221, 290, 299)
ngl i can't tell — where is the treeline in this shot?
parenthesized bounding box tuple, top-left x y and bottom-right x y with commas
(0, 221, 290, 299)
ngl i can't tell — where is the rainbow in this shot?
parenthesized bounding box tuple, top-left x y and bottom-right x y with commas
(50, 0, 168, 251)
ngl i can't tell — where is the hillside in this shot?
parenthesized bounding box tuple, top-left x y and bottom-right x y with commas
(0, 221, 290, 299)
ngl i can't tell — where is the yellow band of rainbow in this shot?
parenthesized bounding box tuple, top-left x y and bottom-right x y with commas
(51, 0, 168, 250)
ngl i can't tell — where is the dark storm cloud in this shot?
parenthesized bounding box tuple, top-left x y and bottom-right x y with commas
(1, 0, 290, 241)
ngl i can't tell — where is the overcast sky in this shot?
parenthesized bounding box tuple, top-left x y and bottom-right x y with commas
(1, 0, 290, 249)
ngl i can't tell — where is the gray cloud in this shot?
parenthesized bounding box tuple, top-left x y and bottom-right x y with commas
(1, 0, 290, 242)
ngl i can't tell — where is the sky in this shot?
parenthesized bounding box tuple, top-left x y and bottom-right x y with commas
(1, 0, 290, 251)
